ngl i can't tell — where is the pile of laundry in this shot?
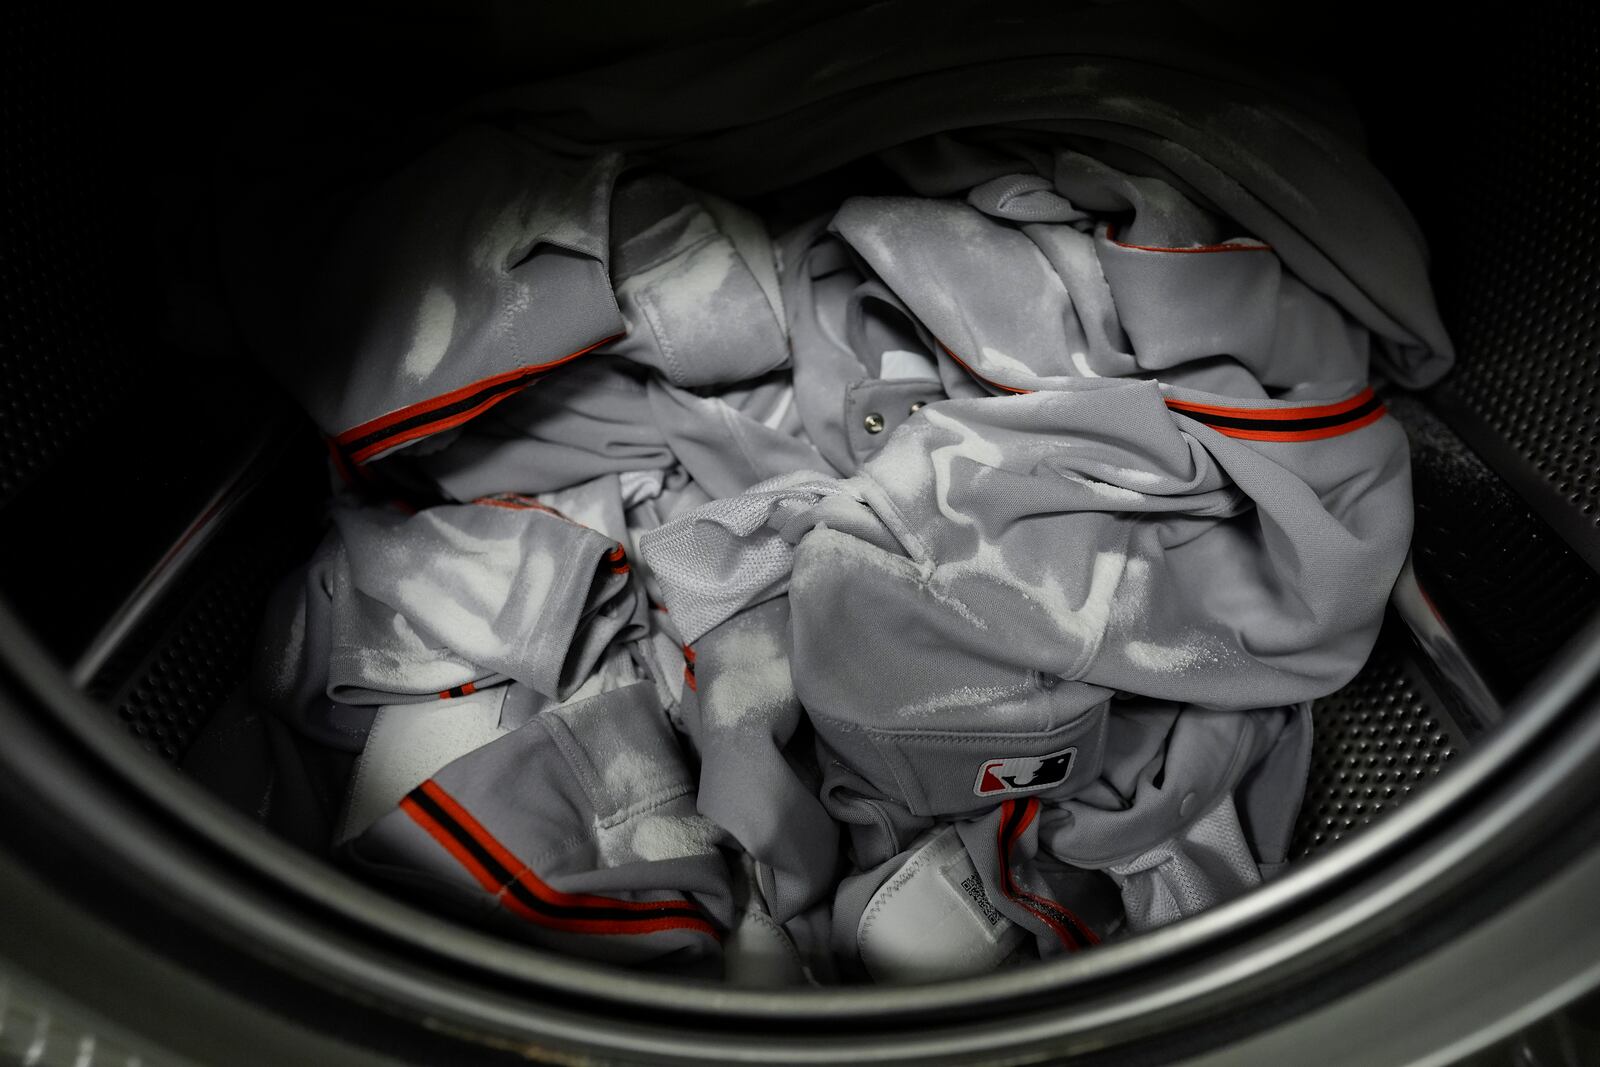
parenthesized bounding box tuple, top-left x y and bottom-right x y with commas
(232, 28, 1452, 985)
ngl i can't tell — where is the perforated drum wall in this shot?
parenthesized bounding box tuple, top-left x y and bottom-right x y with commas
(1291, 621, 1465, 859)
(1439, 6, 1600, 540)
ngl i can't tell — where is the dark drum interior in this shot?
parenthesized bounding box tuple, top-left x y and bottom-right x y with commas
(2, 3, 1599, 1064)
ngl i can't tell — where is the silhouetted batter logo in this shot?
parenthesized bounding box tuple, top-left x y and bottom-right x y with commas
(973, 747, 1078, 797)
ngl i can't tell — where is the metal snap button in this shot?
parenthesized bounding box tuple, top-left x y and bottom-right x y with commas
(864, 412, 886, 434)
(909, 401, 926, 414)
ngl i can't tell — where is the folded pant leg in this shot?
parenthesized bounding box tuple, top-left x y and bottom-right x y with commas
(348, 680, 730, 966)
(676, 597, 839, 922)
(329, 495, 641, 701)
(1037, 703, 1310, 932)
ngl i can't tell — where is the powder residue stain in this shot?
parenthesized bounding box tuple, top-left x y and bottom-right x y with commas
(922, 406, 1005, 529)
(1030, 548, 1127, 648)
(865, 422, 937, 502)
(600, 748, 668, 802)
(1109, 466, 1165, 487)
(893, 682, 1036, 719)
(912, 406, 1128, 654)
(701, 618, 794, 729)
(980, 345, 1040, 381)
(1123, 634, 1229, 675)
(941, 540, 1127, 655)
(268, 593, 309, 698)
(390, 515, 559, 666)
(665, 237, 739, 314)
(1062, 472, 1144, 505)
(402, 285, 456, 381)
(629, 812, 723, 861)
(1109, 557, 1153, 628)
(346, 641, 467, 694)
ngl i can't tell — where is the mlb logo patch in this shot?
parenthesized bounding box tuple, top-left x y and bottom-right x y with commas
(973, 747, 1078, 797)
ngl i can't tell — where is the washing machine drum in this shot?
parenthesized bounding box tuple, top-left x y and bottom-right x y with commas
(1, 3, 1599, 1065)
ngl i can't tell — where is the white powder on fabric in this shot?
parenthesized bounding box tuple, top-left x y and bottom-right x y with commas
(1028, 549, 1126, 647)
(922, 407, 1005, 529)
(598, 748, 679, 808)
(980, 345, 1039, 381)
(491, 281, 534, 341)
(346, 640, 465, 693)
(866, 425, 937, 501)
(394, 572, 504, 660)
(1123, 636, 1228, 674)
(915, 407, 1127, 651)
(701, 619, 794, 729)
(402, 285, 456, 381)
(1062, 472, 1144, 505)
(923, 579, 989, 631)
(1070, 350, 1100, 378)
(1109, 557, 1153, 628)
(1110, 466, 1165, 487)
(796, 523, 989, 632)
(629, 813, 723, 861)
(271, 599, 308, 695)
(894, 682, 1036, 718)
(391, 522, 558, 666)
(668, 238, 739, 312)
(941, 542, 1126, 652)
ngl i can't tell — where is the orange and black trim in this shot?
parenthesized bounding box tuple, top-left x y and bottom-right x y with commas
(437, 682, 478, 700)
(330, 334, 621, 467)
(682, 643, 698, 693)
(607, 545, 630, 576)
(1164, 387, 1386, 442)
(997, 798, 1099, 951)
(400, 779, 719, 939)
(939, 343, 1386, 443)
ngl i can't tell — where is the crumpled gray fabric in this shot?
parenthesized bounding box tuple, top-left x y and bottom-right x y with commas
(403, 356, 677, 501)
(224, 127, 625, 461)
(637, 473, 866, 645)
(779, 216, 951, 473)
(645, 373, 837, 500)
(645, 380, 1410, 705)
(724, 850, 836, 987)
(235, 1, 1458, 978)
(642, 293, 1408, 947)
(831, 145, 1371, 400)
(605, 172, 790, 388)
(672, 597, 838, 924)
(1037, 700, 1313, 932)
(477, 0, 1450, 387)
(347, 680, 731, 966)
(326, 496, 641, 702)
